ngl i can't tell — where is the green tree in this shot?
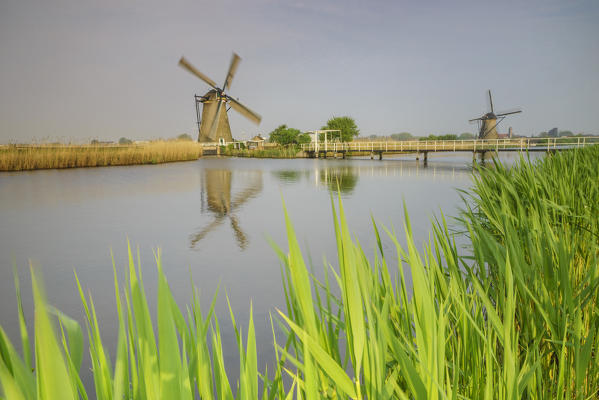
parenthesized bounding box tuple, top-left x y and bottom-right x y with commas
(297, 133, 311, 145)
(391, 132, 413, 141)
(119, 137, 132, 145)
(459, 132, 475, 139)
(321, 116, 359, 142)
(177, 133, 193, 141)
(268, 125, 302, 146)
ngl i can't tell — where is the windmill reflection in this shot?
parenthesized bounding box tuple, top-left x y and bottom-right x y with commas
(190, 169, 262, 250)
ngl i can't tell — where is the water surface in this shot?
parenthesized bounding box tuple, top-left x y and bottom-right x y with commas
(1, 154, 496, 390)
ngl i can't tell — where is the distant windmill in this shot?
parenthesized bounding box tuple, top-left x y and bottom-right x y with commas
(190, 169, 262, 250)
(178, 53, 262, 143)
(469, 90, 522, 139)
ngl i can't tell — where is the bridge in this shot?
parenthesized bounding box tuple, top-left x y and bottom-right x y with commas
(300, 137, 599, 162)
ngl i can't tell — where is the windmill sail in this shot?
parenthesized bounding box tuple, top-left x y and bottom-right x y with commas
(178, 52, 261, 142)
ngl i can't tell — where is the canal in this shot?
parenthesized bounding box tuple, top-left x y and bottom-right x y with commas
(0, 154, 525, 392)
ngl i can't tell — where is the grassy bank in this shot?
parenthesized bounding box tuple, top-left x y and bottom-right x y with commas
(0, 141, 203, 171)
(1, 147, 597, 399)
(220, 145, 303, 158)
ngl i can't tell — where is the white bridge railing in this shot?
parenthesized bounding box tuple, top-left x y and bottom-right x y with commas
(300, 137, 598, 153)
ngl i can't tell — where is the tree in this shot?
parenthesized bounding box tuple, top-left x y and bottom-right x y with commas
(391, 132, 413, 141)
(119, 137, 132, 145)
(321, 116, 359, 142)
(297, 133, 311, 145)
(459, 132, 475, 139)
(177, 133, 193, 141)
(268, 124, 302, 146)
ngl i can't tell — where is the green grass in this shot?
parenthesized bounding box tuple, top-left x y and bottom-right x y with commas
(220, 146, 302, 158)
(1, 146, 598, 399)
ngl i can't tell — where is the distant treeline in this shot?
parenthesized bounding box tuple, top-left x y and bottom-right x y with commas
(364, 132, 476, 141)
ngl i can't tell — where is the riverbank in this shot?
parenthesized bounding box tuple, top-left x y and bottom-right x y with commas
(0, 141, 203, 171)
(219, 145, 303, 158)
(0, 146, 597, 398)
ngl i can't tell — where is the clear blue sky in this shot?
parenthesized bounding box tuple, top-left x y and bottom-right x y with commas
(1, 0, 597, 142)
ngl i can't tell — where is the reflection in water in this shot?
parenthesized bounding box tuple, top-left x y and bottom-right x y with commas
(190, 169, 262, 250)
(270, 161, 475, 195)
(271, 170, 302, 184)
(317, 167, 359, 194)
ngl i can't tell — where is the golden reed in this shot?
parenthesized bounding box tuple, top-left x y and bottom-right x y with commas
(0, 141, 203, 171)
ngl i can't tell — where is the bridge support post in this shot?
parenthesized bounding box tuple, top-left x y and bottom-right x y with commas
(370, 152, 374, 160)
(379, 152, 383, 160)
(342, 151, 346, 159)
(423, 151, 428, 166)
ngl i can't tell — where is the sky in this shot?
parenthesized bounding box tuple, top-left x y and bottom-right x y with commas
(0, 0, 598, 143)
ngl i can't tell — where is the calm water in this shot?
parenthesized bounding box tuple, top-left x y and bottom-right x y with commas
(0, 153, 523, 391)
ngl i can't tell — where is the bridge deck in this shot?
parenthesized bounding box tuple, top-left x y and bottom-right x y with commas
(301, 137, 598, 155)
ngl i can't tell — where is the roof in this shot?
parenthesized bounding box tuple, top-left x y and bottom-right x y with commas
(249, 135, 265, 141)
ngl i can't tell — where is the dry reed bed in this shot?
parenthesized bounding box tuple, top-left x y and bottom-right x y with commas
(0, 142, 203, 171)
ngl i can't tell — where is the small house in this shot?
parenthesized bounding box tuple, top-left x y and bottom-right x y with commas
(246, 134, 265, 150)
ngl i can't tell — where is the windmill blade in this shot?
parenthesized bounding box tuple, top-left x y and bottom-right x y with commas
(469, 117, 483, 122)
(496, 110, 522, 117)
(229, 215, 248, 249)
(222, 53, 241, 91)
(208, 99, 225, 140)
(488, 90, 494, 113)
(178, 57, 219, 89)
(227, 96, 262, 125)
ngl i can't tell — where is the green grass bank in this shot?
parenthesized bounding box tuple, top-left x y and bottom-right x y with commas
(1, 146, 598, 399)
(219, 145, 303, 158)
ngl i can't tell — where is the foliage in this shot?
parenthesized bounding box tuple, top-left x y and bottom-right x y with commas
(220, 146, 300, 158)
(459, 132, 475, 139)
(419, 134, 458, 141)
(268, 125, 303, 146)
(297, 133, 311, 145)
(1, 146, 598, 398)
(321, 116, 360, 142)
(390, 132, 413, 141)
(176, 133, 193, 141)
(118, 137, 133, 145)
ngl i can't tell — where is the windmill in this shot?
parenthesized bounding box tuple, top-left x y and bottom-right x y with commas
(178, 53, 262, 143)
(469, 90, 522, 139)
(189, 169, 262, 250)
